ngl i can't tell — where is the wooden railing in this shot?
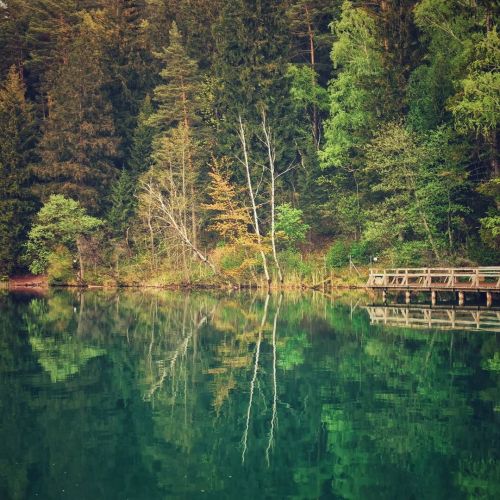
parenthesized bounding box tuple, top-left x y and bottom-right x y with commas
(367, 267, 500, 290)
(366, 305, 500, 333)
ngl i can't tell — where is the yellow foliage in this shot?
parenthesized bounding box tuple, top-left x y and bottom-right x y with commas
(203, 157, 252, 242)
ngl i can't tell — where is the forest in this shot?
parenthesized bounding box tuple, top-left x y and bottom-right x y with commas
(0, 0, 498, 286)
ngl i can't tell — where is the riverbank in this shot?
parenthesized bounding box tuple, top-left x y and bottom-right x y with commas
(7, 265, 369, 291)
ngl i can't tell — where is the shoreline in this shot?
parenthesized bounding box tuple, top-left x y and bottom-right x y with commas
(4, 278, 367, 292)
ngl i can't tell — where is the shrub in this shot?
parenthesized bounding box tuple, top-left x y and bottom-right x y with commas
(326, 241, 350, 268)
(389, 241, 432, 267)
(275, 203, 309, 247)
(47, 246, 74, 285)
(279, 248, 312, 278)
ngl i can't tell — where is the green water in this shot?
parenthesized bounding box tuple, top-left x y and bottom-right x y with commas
(0, 290, 499, 500)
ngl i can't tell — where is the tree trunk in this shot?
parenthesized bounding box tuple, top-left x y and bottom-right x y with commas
(238, 115, 271, 287)
(305, 5, 319, 149)
(491, 130, 498, 179)
(76, 236, 84, 282)
(261, 111, 284, 284)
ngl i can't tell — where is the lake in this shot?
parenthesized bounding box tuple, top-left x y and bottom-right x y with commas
(0, 289, 499, 499)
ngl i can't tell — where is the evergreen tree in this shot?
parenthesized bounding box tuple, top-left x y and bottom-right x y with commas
(108, 95, 155, 237)
(171, 0, 222, 68)
(34, 12, 120, 214)
(448, 26, 500, 178)
(320, 1, 387, 172)
(146, 22, 205, 247)
(408, 0, 486, 133)
(108, 170, 136, 237)
(212, 0, 294, 164)
(25, 0, 80, 96)
(102, 0, 155, 155)
(319, 1, 390, 239)
(129, 95, 155, 176)
(0, 66, 37, 276)
(0, 1, 31, 79)
(149, 22, 202, 134)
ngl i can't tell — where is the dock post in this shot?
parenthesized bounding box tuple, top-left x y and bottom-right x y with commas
(431, 290, 437, 306)
(405, 291, 411, 304)
(458, 291, 465, 306)
(486, 291, 493, 308)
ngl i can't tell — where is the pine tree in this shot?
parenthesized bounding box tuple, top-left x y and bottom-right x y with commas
(147, 22, 204, 245)
(0, 66, 37, 276)
(108, 170, 136, 237)
(24, 0, 81, 97)
(149, 22, 201, 134)
(102, 0, 154, 155)
(108, 96, 154, 237)
(170, 0, 222, 68)
(286, 0, 337, 146)
(203, 157, 252, 243)
(0, 1, 32, 79)
(212, 0, 294, 165)
(129, 95, 155, 176)
(34, 12, 120, 214)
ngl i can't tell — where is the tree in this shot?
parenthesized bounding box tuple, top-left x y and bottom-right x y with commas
(0, 0, 32, 79)
(319, 1, 390, 241)
(148, 22, 204, 247)
(25, 194, 103, 280)
(102, 0, 155, 156)
(275, 203, 309, 247)
(24, 0, 80, 95)
(320, 1, 387, 171)
(108, 96, 155, 238)
(286, 0, 337, 147)
(448, 27, 500, 177)
(212, 0, 294, 166)
(34, 12, 120, 214)
(364, 122, 469, 261)
(203, 157, 264, 281)
(107, 170, 136, 238)
(128, 95, 155, 176)
(203, 157, 252, 243)
(0, 66, 36, 276)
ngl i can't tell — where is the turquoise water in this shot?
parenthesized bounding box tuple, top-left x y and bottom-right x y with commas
(0, 289, 499, 499)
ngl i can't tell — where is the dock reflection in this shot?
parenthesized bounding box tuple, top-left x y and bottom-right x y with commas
(366, 305, 500, 333)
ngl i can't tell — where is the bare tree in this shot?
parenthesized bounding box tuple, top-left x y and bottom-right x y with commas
(261, 111, 284, 284)
(237, 115, 271, 287)
(141, 177, 216, 274)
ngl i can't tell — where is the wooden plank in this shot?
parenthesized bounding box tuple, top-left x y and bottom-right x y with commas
(367, 267, 500, 292)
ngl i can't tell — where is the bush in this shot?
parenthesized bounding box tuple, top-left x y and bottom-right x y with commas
(279, 249, 312, 278)
(350, 240, 375, 265)
(212, 244, 259, 281)
(388, 241, 432, 267)
(275, 203, 309, 247)
(326, 241, 350, 268)
(466, 238, 500, 265)
(47, 246, 75, 285)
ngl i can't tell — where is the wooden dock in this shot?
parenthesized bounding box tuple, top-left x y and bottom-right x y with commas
(367, 267, 500, 306)
(366, 305, 500, 333)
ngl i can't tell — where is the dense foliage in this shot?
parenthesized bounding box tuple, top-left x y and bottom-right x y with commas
(0, 0, 498, 282)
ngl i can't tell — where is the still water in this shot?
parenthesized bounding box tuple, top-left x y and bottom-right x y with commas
(0, 289, 499, 499)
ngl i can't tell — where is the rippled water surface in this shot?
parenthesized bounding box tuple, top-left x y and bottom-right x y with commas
(0, 289, 499, 499)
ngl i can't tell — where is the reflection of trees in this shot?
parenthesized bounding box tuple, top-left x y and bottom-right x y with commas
(0, 290, 498, 498)
(242, 293, 269, 463)
(25, 295, 106, 382)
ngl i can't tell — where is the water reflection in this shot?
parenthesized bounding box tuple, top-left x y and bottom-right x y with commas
(0, 289, 499, 499)
(367, 305, 500, 332)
